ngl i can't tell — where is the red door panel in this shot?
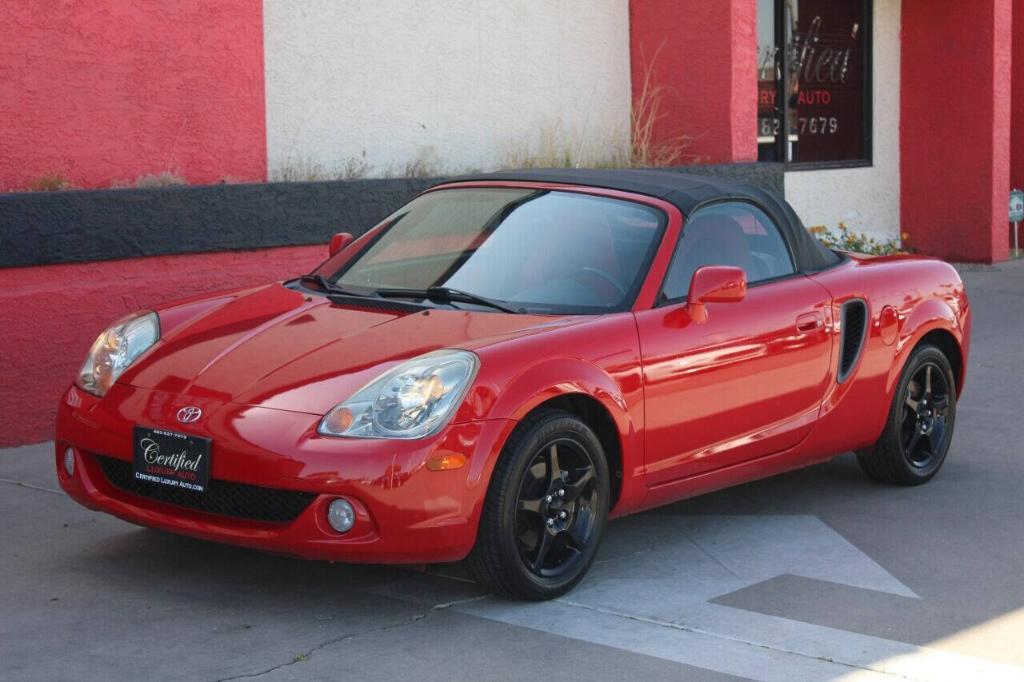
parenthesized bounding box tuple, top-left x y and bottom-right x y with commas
(636, 276, 833, 485)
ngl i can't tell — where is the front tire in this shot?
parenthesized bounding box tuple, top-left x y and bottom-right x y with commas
(856, 344, 957, 485)
(467, 409, 610, 600)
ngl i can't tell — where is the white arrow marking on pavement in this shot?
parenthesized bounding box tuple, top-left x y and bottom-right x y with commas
(377, 515, 1024, 681)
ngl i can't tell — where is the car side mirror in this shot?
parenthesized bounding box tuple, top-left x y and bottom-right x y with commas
(329, 232, 355, 257)
(687, 265, 746, 324)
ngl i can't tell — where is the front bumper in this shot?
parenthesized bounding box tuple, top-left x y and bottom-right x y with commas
(55, 384, 514, 564)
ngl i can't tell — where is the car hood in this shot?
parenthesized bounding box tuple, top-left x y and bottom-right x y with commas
(123, 283, 574, 414)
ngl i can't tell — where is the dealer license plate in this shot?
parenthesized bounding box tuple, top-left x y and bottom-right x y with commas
(132, 426, 211, 493)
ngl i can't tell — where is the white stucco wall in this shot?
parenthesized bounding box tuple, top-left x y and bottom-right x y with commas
(263, 0, 632, 178)
(784, 0, 901, 243)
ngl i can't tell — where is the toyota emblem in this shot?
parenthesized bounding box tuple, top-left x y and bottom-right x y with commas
(176, 406, 203, 424)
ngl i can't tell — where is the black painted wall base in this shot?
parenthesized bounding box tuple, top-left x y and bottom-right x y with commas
(0, 163, 783, 269)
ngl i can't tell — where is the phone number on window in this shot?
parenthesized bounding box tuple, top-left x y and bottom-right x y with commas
(759, 117, 840, 136)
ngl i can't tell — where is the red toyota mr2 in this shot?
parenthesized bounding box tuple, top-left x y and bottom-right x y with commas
(56, 169, 970, 600)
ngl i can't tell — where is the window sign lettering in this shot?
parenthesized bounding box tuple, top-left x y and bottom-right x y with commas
(758, 0, 871, 164)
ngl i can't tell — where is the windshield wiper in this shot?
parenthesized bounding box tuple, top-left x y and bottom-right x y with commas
(297, 274, 368, 298)
(375, 287, 522, 314)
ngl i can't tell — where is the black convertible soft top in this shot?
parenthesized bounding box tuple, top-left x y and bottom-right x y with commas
(442, 168, 840, 273)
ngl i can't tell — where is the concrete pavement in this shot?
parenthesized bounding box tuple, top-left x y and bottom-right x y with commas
(2, 259, 1023, 681)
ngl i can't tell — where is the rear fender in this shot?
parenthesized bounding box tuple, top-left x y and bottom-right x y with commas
(885, 297, 963, 400)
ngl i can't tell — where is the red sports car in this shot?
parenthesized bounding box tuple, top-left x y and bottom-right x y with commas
(56, 169, 970, 600)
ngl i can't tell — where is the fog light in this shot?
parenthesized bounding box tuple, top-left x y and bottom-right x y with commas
(327, 498, 355, 533)
(62, 447, 75, 477)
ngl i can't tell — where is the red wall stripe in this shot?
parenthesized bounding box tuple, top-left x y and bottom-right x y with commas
(0, 246, 325, 447)
(629, 0, 758, 165)
(0, 1, 267, 191)
(900, 0, 1011, 263)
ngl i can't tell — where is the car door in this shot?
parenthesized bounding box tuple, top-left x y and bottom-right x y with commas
(635, 201, 833, 486)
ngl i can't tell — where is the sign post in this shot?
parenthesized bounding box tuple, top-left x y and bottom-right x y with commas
(1010, 189, 1024, 258)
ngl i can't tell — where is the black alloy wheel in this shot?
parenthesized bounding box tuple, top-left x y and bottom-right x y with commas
(468, 410, 610, 600)
(857, 344, 957, 485)
(900, 361, 953, 471)
(514, 438, 601, 578)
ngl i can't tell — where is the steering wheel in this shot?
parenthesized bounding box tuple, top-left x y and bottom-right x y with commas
(567, 267, 627, 298)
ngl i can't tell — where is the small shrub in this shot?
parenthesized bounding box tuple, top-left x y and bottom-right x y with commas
(271, 159, 329, 182)
(402, 146, 444, 178)
(630, 44, 698, 167)
(498, 46, 695, 170)
(809, 223, 904, 256)
(500, 122, 581, 169)
(29, 173, 73, 192)
(133, 172, 187, 188)
(271, 152, 371, 182)
(340, 153, 371, 180)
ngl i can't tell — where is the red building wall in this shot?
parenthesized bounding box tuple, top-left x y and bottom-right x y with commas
(901, 0, 1012, 263)
(0, 1, 267, 191)
(1013, 0, 1024, 211)
(629, 0, 758, 165)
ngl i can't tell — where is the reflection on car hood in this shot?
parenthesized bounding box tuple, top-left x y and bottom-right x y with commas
(122, 283, 575, 414)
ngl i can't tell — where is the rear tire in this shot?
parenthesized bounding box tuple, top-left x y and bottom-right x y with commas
(467, 409, 609, 600)
(856, 344, 957, 485)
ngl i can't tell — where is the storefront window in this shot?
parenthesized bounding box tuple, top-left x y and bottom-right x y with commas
(758, 0, 871, 165)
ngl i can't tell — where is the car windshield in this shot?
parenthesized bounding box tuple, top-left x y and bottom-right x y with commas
(331, 188, 666, 314)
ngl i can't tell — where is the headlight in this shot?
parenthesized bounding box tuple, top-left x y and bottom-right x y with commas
(319, 350, 478, 439)
(77, 311, 160, 397)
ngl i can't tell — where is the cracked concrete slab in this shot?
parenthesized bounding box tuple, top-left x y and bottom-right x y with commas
(234, 607, 748, 682)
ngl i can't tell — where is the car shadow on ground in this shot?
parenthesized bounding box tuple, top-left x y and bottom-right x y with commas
(69, 452, 875, 605)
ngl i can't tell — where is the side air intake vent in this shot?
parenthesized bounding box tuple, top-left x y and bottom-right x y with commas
(837, 299, 868, 383)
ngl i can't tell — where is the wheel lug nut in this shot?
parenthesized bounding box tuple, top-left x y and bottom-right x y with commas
(558, 488, 565, 497)
(559, 510, 567, 519)
(545, 495, 552, 503)
(546, 518, 554, 527)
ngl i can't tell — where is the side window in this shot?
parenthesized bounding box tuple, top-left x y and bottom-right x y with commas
(661, 202, 795, 301)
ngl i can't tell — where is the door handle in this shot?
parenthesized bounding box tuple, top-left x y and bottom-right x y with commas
(796, 312, 824, 333)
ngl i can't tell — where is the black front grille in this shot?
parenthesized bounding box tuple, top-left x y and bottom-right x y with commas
(838, 299, 868, 383)
(95, 455, 316, 523)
